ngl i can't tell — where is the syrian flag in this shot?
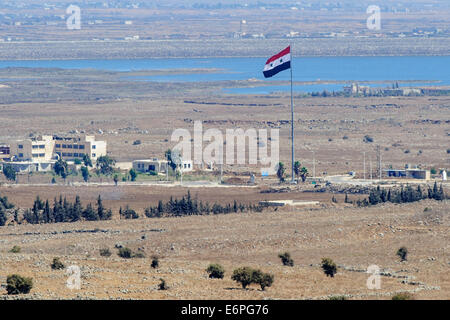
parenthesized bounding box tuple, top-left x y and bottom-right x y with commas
(263, 46, 291, 78)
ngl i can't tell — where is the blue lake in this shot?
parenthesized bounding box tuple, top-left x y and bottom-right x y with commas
(0, 56, 449, 94)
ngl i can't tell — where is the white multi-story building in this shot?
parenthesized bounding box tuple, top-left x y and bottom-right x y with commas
(9, 135, 107, 163)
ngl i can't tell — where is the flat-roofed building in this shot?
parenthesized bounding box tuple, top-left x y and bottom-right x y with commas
(384, 168, 430, 180)
(133, 159, 168, 174)
(10, 135, 55, 162)
(9, 135, 107, 163)
(53, 135, 106, 162)
(0, 144, 10, 160)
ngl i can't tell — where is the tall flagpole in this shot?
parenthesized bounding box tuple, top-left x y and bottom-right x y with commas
(290, 44, 295, 183)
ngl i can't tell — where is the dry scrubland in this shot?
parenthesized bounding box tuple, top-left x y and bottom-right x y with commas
(0, 67, 449, 300)
(0, 196, 448, 300)
(0, 86, 448, 176)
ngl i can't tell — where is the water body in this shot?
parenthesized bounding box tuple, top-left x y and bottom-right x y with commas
(0, 56, 448, 94)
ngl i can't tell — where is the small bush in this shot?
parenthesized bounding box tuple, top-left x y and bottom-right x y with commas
(321, 258, 337, 277)
(363, 135, 374, 143)
(9, 246, 21, 253)
(51, 257, 65, 270)
(151, 256, 159, 269)
(231, 267, 253, 289)
(117, 247, 133, 259)
(158, 278, 168, 290)
(392, 292, 414, 300)
(6, 274, 33, 295)
(397, 247, 408, 261)
(430, 168, 437, 175)
(206, 263, 225, 279)
(252, 270, 274, 291)
(278, 252, 294, 267)
(99, 248, 112, 257)
(231, 267, 274, 290)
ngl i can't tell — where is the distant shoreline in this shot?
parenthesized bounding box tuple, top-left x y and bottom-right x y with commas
(1, 38, 449, 61)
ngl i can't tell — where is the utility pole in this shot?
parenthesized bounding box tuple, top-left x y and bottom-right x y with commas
(377, 145, 382, 180)
(312, 151, 315, 178)
(363, 151, 366, 180)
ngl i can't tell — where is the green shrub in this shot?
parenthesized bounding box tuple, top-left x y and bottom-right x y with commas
(206, 263, 225, 279)
(392, 292, 414, 300)
(117, 247, 133, 259)
(151, 256, 159, 269)
(51, 257, 65, 270)
(278, 252, 294, 267)
(231, 267, 274, 290)
(321, 258, 337, 277)
(158, 278, 168, 290)
(397, 247, 408, 261)
(231, 267, 254, 289)
(9, 245, 21, 253)
(6, 274, 33, 295)
(430, 168, 437, 175)
(99, 248, 112, 257)
(251, 269, 274, 291)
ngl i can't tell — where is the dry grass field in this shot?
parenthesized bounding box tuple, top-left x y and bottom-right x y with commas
(0, 193, 448, 300)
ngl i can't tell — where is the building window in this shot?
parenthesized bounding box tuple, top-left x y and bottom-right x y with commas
(92, 145, 96, 149)
(32, 145, 38, 149)
(73, 145, 79, 149)
(32, 154, 38, 158)
(39, 153, 45, 157)
(39, 145, 45, 149)
(62, 144, 67, 148)
(56, 144, 61, 148)
(92, 153, 96, 158)
(68, 145, 73, 149)
(18, 145, 23, 149)
(79, 145, 85, 150)
(62, 153, 67, 157)
(19, 153, 23, 157)
(67, 153, 73, 157)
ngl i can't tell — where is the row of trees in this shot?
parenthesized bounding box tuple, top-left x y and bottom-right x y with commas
(0, 195, 15, 226)
(276, 161, 309, 183)
(144, 191, 266, 218)
(22, 195, 112, 224)
(354, 182, 446, 207)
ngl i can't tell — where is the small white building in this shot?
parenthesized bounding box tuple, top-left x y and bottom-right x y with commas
(132, 159, 168, 174)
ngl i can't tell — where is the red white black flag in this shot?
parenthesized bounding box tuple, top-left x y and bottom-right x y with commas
(263, 46, 291, 78)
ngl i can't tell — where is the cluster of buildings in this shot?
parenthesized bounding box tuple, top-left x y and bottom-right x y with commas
(0, 134, 194, 176)
(0, 135, 107, 173)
